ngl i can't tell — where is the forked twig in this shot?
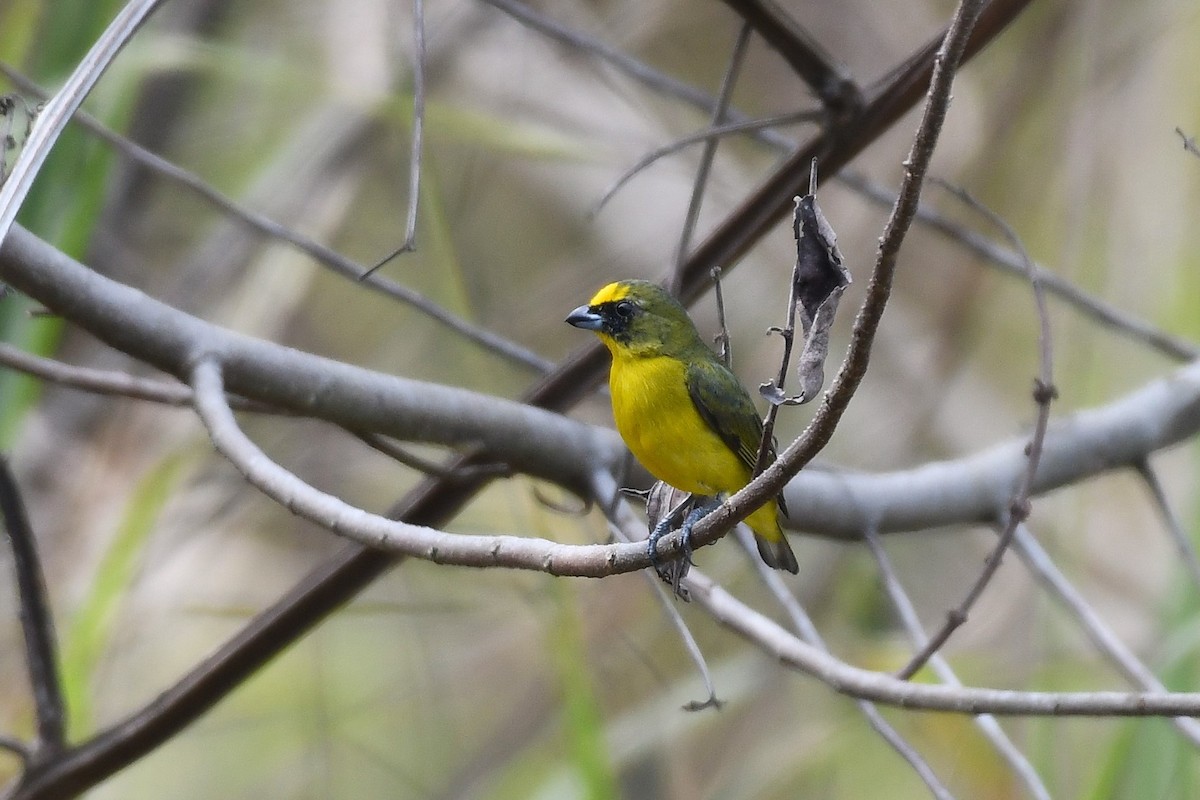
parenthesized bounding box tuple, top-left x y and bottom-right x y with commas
(895, 180, 1055, 680)
(363, 0, 427, 276)
(864, 527, 1051, 799)
(733, 528, 955, 799)
(594, 109, 821, 214)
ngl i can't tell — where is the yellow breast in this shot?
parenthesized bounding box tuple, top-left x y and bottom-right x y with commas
(607, 352, 751, 497)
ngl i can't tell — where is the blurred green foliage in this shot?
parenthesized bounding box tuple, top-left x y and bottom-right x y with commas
(2, 1, 1200, 798)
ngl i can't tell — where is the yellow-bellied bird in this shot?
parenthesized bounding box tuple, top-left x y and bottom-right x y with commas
(567, 280, 797, 573)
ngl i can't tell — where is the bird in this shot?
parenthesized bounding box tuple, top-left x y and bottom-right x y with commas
(566, 279, 798, 574)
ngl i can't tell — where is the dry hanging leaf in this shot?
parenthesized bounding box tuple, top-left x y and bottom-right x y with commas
(759, 190, 850, 407)
(791, 192, 850, 403)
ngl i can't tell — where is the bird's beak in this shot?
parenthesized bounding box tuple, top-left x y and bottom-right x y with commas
(566, 304, 605, 331)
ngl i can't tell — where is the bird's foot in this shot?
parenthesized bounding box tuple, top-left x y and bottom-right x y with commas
(648, 497, 720, 599)
(648, 515, 692, 601)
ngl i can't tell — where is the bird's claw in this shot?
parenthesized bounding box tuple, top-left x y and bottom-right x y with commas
(648, 516, 692, 600)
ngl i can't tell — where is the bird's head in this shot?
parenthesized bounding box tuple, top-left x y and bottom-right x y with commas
(565, 280, 702, 356)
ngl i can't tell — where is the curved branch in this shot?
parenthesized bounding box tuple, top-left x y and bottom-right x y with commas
(4, 223, 1200, 552)
(189, 359, 653, 575)
(0, 226, 619, 492)
(605, 475, 1200, 718)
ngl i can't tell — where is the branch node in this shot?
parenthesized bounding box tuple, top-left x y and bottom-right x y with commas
(1032, 379, 1058, 404)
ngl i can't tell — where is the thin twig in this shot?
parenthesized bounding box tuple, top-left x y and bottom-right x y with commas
(353, 431, 511, 482)
(0, 455, 66, 754)
(895, 180, 1055, 680)
(733, 528, 955, 799)
(0, 343, 276, 411)
(1010, 523, 1200, 747)
(752, 163, 815, 477)
(669, 23, 752, 296)
(839, 170, 1199, 362)
(591, 470, 721, 711)
(0, 734, 31, 765)
(594, 109, 821, 214)
(478, 0, 795, 151)
(0, 63, 553, 376)
(642, 570, 722, 712)
(363, 0, 426, 277)
(863, 527, 1051, 800)
(710, 266, 731, 368)
(1176, 127, 1200, 159)
(1134, 458, 1200, 593)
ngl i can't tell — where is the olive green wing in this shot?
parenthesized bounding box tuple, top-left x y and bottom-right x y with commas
(685, 358, 788, 516)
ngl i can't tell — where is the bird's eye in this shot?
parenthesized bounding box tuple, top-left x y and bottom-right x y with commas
(613, 300, 636, 318)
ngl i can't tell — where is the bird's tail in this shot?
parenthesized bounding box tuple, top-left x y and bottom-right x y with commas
(755, 533, 799, 574)
(745, 503, 798, 574)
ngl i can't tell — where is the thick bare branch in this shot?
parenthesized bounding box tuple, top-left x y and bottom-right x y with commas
(4, 225, 1200, 552)
(0, 226, 617, 493)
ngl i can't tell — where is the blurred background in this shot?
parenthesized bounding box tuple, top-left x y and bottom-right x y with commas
(2, 0, 1200, 797)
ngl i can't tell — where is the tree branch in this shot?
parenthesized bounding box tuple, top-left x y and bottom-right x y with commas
(0, 62, 554, 375)
(660, 0, 993, 554)
(0, 226, 619, 495)
(0, 456, 65, 756)
(733, 528, 954, 799)
(5, 222, 1200, 552)
(189, 358, 651, 575)
(864, 527, 1051, 800)
(719, 0, 861, 114)
(0, 0, 166, 246)
(687, 567, 1200, 716)
(1009, 523, 1200, 746)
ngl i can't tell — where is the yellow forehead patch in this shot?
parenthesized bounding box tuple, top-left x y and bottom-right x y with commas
(587, 281, 631, 306)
